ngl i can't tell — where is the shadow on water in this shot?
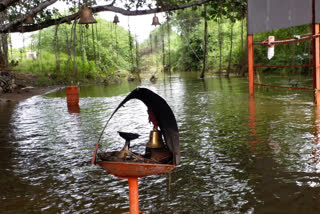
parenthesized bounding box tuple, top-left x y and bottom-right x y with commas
(2, 74, 320, 213)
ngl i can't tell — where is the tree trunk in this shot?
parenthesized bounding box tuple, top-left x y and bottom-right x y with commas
(161, 26, 165, 73)
(218, 16, 223, 73)
(227, 21, 234, 77)
(0, 12, 8, 68)
(79, 25, 84, 65)
(38, 29, 42, 72)
(135, 36, 141, 82)
(166, 14, 171, 75)
(72, 21, 77, 78)
(127, 22, 134, 72)
(200, 3, 207, 79)
(91, 24, 96, 65)
(241, 18, 244, 53)
(0, 33, 8, 68)
(54, 24, 60, 72)
(238, 17, 244, 75)
(67, 21, 77, 78)
(95, 23, 100, 60)
(240, 18, 246, 77)
(66, 27, 71, 72)
(149, 34, 152, 71)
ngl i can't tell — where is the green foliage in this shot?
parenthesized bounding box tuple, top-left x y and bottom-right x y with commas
(10, 18, 137, 85)
(8, 0, 311, 81)
(140, 6, 247, 74)
(139, 2, 311, 78)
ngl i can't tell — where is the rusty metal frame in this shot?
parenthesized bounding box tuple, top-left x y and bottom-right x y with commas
(247, 0, 320, 105)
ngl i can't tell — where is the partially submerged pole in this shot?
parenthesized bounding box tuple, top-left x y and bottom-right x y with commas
(312, 23, 320, 105)
(248, 34, 254, 96)
(312, 0, 320, 105)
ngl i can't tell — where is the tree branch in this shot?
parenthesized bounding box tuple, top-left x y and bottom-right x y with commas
(93, 0, 212, 16)
(1, 0, 58, 33)
(0, 0, 19, 12)
(1, 0, 212, 33)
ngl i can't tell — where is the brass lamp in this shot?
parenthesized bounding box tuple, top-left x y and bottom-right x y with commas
(78, 4, 97, 28)
(151, 14, 160, 26)
(113, 14, 119, 24)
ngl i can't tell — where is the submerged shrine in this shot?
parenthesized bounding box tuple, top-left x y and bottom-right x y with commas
(91, 87, 180, 214)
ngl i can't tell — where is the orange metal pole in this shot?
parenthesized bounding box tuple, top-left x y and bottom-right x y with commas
(248, 34, 254, 96)
(313, 23, 320, 105)
(128, 177, 139, 214)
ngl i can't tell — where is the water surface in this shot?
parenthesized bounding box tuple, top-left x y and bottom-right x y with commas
(1, 73, 320, 213)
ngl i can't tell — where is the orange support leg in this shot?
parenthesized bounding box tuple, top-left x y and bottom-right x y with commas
(128, 177, 139, 214)
(248, 34, 254, 96)
(313, 24, 320, 105)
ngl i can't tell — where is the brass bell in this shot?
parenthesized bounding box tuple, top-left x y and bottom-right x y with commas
(146, 128, 165, 149)
(113, 14, 119, 24)
(25, 16, 34, 25)
(78, 4, 97, 27)
(151, 14, 160, 26)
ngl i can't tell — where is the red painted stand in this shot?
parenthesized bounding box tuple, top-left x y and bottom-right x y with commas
(98, 161, 175, 214)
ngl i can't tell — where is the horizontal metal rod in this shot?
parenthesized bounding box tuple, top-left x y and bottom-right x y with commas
(254, 34, 320, 46)
(255, 83, 313, 91)
(255, 64, 313, 68)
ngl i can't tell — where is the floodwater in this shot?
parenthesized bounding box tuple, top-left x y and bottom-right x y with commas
(1, 73, 320, 213)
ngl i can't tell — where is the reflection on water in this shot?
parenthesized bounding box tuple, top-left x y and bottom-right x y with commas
(2, 73, 320, 213)
(312, 107, 320, 171)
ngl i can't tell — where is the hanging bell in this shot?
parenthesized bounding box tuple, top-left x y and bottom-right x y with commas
(151, 14, 160, 26)
(113, 14, 119, 24)
(146, 128, 165, 149)
(24, 16, 34, 25)
(78, 4, 97, 27)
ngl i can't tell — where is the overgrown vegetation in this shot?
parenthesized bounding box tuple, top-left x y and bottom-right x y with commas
(140, 5, 247, 76)
(5, 0, 314, 86)
(9, 18, 137, 85)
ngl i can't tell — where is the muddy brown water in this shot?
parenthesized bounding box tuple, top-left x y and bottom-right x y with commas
(1, 73, 320, 213)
